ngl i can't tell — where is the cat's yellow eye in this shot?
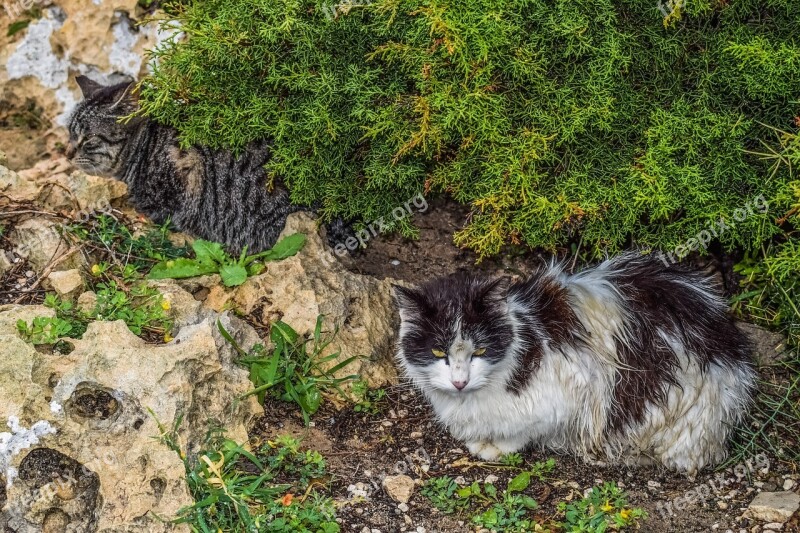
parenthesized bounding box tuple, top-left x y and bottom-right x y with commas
(432, 349, 446, 358)
(473, 347, 487, 356)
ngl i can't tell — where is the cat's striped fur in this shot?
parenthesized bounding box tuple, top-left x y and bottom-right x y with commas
(394, 253, 756, 473)
(67, 76, 300, 253)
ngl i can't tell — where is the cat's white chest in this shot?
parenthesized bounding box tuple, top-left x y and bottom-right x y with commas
(423, 349, 608, 447)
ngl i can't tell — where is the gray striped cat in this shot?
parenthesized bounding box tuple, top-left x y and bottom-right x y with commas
(66, 76, 300, 253)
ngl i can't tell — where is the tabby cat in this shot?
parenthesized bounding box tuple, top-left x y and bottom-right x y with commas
(394, 253, 756, 473)
(67, 76, 303, 253)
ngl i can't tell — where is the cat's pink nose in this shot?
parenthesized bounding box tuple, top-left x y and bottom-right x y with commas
(452, 380, 468, 391)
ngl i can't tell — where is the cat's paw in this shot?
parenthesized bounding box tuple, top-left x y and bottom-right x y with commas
(466, 441, 503, 461)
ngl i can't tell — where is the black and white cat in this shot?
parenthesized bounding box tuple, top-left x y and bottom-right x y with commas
(394, 253, 756, 473)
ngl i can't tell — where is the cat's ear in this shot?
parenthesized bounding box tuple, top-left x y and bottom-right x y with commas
(107, 82, 139, 113)
(75, 75, 103, 98)
(480, 277, 511, 307)
(392, 284, 426, 312)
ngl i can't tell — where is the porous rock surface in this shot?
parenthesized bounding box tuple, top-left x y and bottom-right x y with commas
(0, 292, 261, 532)
(198, 212, 400, 389)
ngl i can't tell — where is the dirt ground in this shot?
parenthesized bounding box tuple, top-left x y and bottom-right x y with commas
(343, 197, 745, 298)
(253, 386, 799, 533)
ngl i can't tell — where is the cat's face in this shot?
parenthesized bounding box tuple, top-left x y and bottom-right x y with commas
(67, 76, 139, 178)
(394, 275, 514, 394)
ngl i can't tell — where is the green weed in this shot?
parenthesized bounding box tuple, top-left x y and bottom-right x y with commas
(351, 380, 387, 415)
(149, 234, 305, 287)
(420, 458, 555, 532)
(558, 482, 646, 532)
(219, 316, 359, 425)
(17, 280, 172, 344)
(65, 214, 187, 273)
(154, 415, 339, 533)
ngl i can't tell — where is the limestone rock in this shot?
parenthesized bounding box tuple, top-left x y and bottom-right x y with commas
(11, 218, 77, 273)
(737, 321, 790, 366)
(76, 291, 97, 314)
(4, 159, 127, 214)
(382, 474, 416, 503)
(46, 269, 84, 299)
(744, 491, 800, 523)
(198, 212, 400, 389)
(1, 0, 176, 140)
(0, 283, 263, 532)
(0, 164, 39, 201)
(1, 157, 133, 276)
(0, 250, 12, 277)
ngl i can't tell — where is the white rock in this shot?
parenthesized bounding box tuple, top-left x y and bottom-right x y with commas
(782, 479, 794, 491)
(46, 269, 84, 299)
(11, 218, 76, 272)
(0, 416, 57, 487)
(762, 523, 783, 531)
(382, 474, 416, 503)
(744, 491, 800, 523)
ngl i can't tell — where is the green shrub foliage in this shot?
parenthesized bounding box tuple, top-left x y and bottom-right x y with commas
(140, 0, 798, 259)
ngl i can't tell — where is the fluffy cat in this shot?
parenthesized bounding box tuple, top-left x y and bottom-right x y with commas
(394, 253, 756, 473)
(67, 76, 311, 253)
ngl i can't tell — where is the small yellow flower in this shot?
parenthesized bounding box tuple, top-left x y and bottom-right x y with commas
(161, 300, 171, 311)
(619, 508, 631, 520)
(600, 500, 614, 513)
(163, 333, 174, 343)
(91, 264, 102, 276)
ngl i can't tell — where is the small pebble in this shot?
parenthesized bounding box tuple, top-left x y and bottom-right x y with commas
(398, 502, 409, 512)
(484, 474, 499, 485)
(718, 501, 729, 510)
(454, 476, 467, 485)
(763, 523, 783, 531)
(391, 260, 401, 266)
(647, 480, 661, 489)
(410, 431, 423, 439)
(382, 420, 393, 427)
(782, 479, 794, 491)
(25, 270, 35, 278)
